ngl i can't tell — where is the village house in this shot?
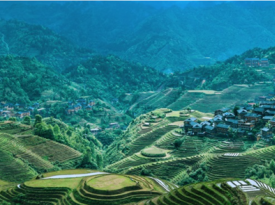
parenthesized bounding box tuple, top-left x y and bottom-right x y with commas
(260, 58, 269, 67)
(263, 116, 273, 123)
(260, 101, 275, 106)
(238, 120, 255, 131)
(77, 98, 86, 105)
(1, 111, 11, 117)
(200, 121, 211, 128)
(265, 110, 275, 116)
(225, 119, 238, 128)
(32, 102, 40, 109)
(270, 117, 275, 127)
(184, 117, 197, 128)
(88, 100, 95, 106)
(237, 108, 248, 119)
(90, 128, 101, 135)
(213, 115, 223, 126)
(109, 122, 120, 129)
(223, 112, 235, 119)
(28, 107, 35, 113)
(253, 107, 265, 115)
(244, 58, 260, 67)
(204, 125, 215, 135)
(244, 113, 260, 123)
(4, 103, 15, 110)
(216, 124, 230, 135)
(15, 111, 30, 118)
(261, 127, 272, 139)
(192, 124, 202, 135)
(66, 106, 75, 115)
(214, 108, 230, 116)
(85, 105, 93, 111)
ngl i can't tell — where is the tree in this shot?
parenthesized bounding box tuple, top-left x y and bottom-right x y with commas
(34, 114, 42, 126)
(233, 106, 240, 116)
(270, 160, 275, 173)
(22, 116, 31, 125)
(53, 124, 60, 135)
(174, 138, 184, 149)
(96, 153, 103, 170)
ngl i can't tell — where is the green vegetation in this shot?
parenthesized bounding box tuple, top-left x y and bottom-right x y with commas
(141, 147, 166, 158)
(0, 19, 93, 71)
(4, 2, 275, 72)
(0, 170, 175, 205)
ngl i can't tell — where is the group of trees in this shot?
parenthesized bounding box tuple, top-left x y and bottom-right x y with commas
(32, 115, 105, 170)
(245, 159, 275, 187)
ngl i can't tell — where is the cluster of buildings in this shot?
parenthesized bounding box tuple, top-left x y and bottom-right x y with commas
(66, 99, 95, 115)
(0, 102, 41, 119)
(183, 95, 275, 140)
(244, 58, 269, 67)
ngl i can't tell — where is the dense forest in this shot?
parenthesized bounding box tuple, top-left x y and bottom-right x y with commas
(0, 19, 93, 71)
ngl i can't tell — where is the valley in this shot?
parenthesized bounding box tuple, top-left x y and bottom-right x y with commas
(1, 2, 275, 204)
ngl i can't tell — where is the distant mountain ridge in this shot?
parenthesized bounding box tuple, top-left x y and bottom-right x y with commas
(1, 2, 275, 71)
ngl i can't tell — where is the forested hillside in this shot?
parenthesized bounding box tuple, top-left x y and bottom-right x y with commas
(64, 55, 166, 100)
(0, 55, 79, 104)
(2, 2, 275, 71)
(0, 20, 93, 71)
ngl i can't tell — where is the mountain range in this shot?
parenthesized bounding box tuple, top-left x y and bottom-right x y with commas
(1, 2, 275, 71)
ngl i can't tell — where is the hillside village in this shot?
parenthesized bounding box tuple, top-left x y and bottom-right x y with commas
(183, 94, 275, 141)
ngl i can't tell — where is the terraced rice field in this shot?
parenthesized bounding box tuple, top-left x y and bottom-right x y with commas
(106, 153, 169, 171)
(124, 156, 203, 180)
(0, 170, 175, 205)
(126, 125, 178, 156)
(0, 133, 82, 182)
(207, 155, 251, 180)
(139, 178, 275, 205)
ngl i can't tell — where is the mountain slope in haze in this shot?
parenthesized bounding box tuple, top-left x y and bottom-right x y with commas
(64, 55, 167, 100)
(1, 2, 275, 71)
(0, 19, 93, 71)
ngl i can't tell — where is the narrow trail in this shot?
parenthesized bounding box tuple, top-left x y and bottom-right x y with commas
(0, 33, 9, 54)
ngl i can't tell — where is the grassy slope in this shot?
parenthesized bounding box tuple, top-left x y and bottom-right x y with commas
(0, 122, 82, 183)
(128, 83, 273, 116)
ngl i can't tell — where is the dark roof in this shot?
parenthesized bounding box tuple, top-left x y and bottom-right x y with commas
(245, 113, 259, 117)
(223, 112, 235, 117)
(200, 121, 210, 126)
(226, 119, 238, 124)
(216, 124, 230, 129)
(265, 110, 275, 114)
(193, 124, 202, 128)
(190, 121, 198, 126)
(254, 107, 265, 112)
(263, 116, 273, 120)
(205, 126, 215, 131)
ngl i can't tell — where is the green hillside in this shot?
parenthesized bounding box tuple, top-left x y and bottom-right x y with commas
(1, 169, 275, 204)
(0, 169, 177, 205)
(0, 19, 93, 71)
(0, 122, 83, 183)
(0, 55, 80, 104)
(126, 83, 273, 117)
(3, 2, 275, 71)
(138, 178, 275, 205)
